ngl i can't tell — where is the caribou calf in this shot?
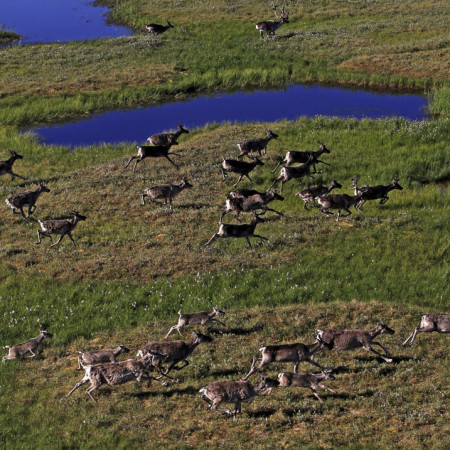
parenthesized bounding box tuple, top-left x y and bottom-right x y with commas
(278, 370, 336, 402)
(316, 321, 395, 363)
(402, 313, 450, 346)
(242, 340, 330, 380)
(141, 178, 193, 210)
(165, 307, 226, 338)
(146, 20, 174, 35)
(0, 149, 27, 181)
(77, 345, 130, 369)
(65, 351, 166, 403)
(200, 374, 279, 417)
(205, 214, 267, 248)
(6, 182, 50, 222)
(3, 330, 53, 362)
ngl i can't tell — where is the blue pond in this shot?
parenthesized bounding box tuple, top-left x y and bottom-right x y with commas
(0, 0, 131, 45)
(30, 84, 428, 148)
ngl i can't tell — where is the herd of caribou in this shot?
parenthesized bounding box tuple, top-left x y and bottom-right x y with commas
(2, 310, 449, 417)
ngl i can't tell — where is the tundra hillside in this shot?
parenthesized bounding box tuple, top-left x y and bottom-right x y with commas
(0, 0, 449, 448)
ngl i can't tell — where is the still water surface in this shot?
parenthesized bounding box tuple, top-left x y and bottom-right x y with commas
(30, 85, 428, 147)
(1, 0, 131, 44)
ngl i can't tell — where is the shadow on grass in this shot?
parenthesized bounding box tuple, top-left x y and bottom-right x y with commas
(210, 367, 241, 377)
(126, 385, 199, 399)
(246, 408, 277, 418)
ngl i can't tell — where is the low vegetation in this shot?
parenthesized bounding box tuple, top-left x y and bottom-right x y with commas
(0, 0, 448, 447)
(0, 301, 448, 448)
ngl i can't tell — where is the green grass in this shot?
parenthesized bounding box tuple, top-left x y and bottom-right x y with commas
(0, 301, 448, 448)
(0, 0, 449, 447)
(0, 0, 448, 125)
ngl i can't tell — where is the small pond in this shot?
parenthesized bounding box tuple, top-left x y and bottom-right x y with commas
(29, 84, 428, 148)
(1, 0, 131, 45)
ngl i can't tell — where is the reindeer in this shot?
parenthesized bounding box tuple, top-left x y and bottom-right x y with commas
(351, 176, 403, 210)
(242, 340, 330, 381)
(402, 313, 450, 347)
(272, 142, 331, 173)
(3, 330, 53, 362)
(141, 178, 193, 210)
(6, 182, 50, 222)
(165, 307, 226, 338)
(296, 179, 342, 210)
(316, 321, 395, 363)
(255, 5, 289, 39)
(146, 20, 174, 35)
(77, 345, 130, 369)
(125, 141, 180, 172)
(317, 193, 362, 222)
(269, 157, 321, 193)
(36, 210, 87, 247)
(0, 149, 27, 181)
(137, 332, 213, 381)
(147, 122, 189, 146)
(199, 374, 279, 417)
(278, 370, 336, 403)
(220, 190, 284, 222)
(205, 213, 267, 248)
(221, 157, 264, 187)
(237, 129, 278, 159)
(65, 351, 167, 403)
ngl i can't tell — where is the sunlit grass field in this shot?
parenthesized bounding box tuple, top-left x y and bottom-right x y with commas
(0, 0, 449, 448)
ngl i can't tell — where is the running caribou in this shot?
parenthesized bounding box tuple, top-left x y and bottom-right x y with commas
(270, 156, 321, 193)
(200, 374, 279, 417)
(278, 370, 336, 403)
(316, 321, 395, 363)
(0, 149, 27, 181)
(6, 182, 50, 222)
(296, 179, 342, 210)
(317, 193, 362, 222)
(36, 210, 86, 247)
(141, 178, 193, 210)
(242, 339, 331, 381)
(402, 313, 450, 347)
(165, 307, 226, 338)
(237, 129, 278, 159)
(137, 332, 213, 381)
(146, 20, 174, 35)
(351, 176, 403, 210)
(3, 330, 53, 362)
(65, 350, 167, 403)
(221, 157, 264, 187)
(147, 122, 189, 146)
(272, 142, 331, 173)
(220, 190, 284, 222)
(205, 213, 267, 248)
(77, 345, 130, 369)
(125, 141, 180, 172)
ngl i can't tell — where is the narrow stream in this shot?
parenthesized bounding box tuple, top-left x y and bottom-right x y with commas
(29, 84, 428, 148)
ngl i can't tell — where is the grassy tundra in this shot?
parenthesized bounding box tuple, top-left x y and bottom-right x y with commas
(0, 0, 449, 448)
